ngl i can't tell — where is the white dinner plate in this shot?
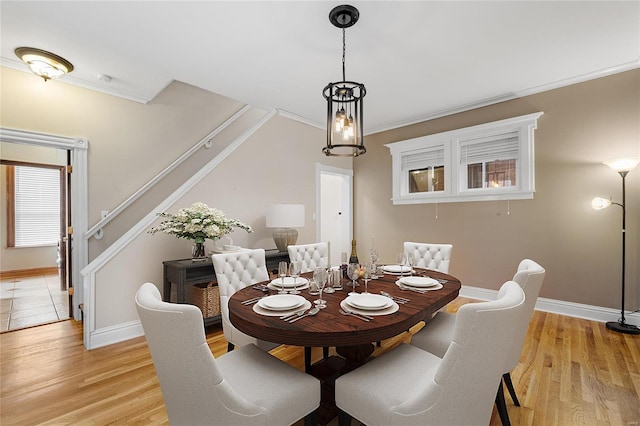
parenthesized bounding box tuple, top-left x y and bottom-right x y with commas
(399, 276, 440, 288)
(269, 277, 309, 288)
(382, 265, 413, 274)
(254, 300, 312, 317)
(339, 299, 399, 316)
(257, 294, 306, 311)
(395, 281, 443, 291)
(345, 294, 392, 310)
(267, 282, 310, 291)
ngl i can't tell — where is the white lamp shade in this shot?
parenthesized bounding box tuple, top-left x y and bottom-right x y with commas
(603, 158, 640, 173)
(266, 204, 305, 228)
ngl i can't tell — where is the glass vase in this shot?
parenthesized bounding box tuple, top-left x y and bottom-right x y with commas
(192, 241, 206, 261)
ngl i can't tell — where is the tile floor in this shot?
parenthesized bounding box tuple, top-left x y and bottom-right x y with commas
(0, 273, 69, 332)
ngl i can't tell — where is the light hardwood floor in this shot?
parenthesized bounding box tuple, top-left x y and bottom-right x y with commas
(1, 297, 638, 425)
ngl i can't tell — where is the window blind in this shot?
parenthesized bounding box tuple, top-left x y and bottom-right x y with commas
(460, 131, 519, 164)
(402, 147, 445, 170)
(14, 166, 60, 247)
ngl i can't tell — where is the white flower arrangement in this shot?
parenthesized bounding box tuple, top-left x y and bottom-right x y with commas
(149, 202, 252, 243)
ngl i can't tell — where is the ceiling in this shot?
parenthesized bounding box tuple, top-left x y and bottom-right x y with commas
(1, 1, 638, 134)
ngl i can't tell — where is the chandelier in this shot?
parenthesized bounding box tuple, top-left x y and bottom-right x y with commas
(323, 5, 366, 157)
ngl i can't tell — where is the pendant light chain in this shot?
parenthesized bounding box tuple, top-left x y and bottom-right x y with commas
(342, 27, 346, 82)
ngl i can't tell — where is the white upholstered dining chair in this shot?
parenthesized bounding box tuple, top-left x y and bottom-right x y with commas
(335, 281, 526, 426)
(135, 283, 320, 426)
(403, 241, 453, 273)
(410, 258, 546, 425)
(288, 242, 329, 273)
(211, 248, 279, 352)
(287, 241, 330, 369)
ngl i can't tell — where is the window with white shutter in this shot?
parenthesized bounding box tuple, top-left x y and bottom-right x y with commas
(387, 112, 542, 204)
(11, 165, 61, 247)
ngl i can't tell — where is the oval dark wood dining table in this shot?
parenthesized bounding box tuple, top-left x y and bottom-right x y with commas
(229, 267, 461, 425)
(229, 268, 461, 359)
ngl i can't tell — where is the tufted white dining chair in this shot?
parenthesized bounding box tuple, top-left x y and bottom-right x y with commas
(403, 241, 453, 273)
(288, 242, 329, 273)
(135, 283, 320, 426)
(335, 281, 526, 426)
(410, 259, 546, 426)
(211, 249, 279, 352)
(288, 242, 331, 369)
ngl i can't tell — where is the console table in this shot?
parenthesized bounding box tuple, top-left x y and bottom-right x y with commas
(162, 250, 290, 327)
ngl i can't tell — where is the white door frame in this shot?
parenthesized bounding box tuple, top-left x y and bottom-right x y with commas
(0, 127, 88, 322)
(316, 163, 352, 266)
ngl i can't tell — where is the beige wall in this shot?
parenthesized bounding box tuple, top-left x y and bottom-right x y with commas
(1, 66, 351, 334)
(355, 69, 640, 311)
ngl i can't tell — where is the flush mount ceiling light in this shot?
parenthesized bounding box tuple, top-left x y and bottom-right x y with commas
(323, 4, 366, 157)
(14, 47, 74, 81)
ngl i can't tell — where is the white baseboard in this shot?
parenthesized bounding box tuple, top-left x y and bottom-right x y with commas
(88, 321, 144, 349)
(460, 285, 640, 327)
(88, 286, 640, 349)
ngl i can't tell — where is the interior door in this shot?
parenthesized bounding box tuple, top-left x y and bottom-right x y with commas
(317, 165, 352, 266)
(64, 152, 72, 316)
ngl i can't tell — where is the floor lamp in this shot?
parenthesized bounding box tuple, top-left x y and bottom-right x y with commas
(592, 157, 640, 334)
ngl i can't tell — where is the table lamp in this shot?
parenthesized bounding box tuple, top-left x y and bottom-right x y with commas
(266, 204, 305, 252)
(592, 157, 639, 335)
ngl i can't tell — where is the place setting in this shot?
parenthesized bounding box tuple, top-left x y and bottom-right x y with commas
(381, 264, 414, 275)
(340, 293, 399, 320)
(252, 294, 312, 317)
(395, 275, 443, 293)
(381, 253, 415, 276)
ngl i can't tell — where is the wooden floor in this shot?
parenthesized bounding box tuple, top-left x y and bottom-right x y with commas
(1, 297, 638, 425)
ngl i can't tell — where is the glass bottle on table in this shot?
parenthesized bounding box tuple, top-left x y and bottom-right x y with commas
(349, 239, 359, 264)
(340, 252, 348, 278)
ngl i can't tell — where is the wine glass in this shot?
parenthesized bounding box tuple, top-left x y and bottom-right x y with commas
(396, 252, 407, 278)
(314, 268, 328, 308)
(369, 248, 379, 279)
(278, 261, 288, 294)
(289, 261, 301, 295)
(347, 263, 360, 295)
(363, 263, 372, 293)
(324, 268, 336, 294)
(407, 252, 415, 276)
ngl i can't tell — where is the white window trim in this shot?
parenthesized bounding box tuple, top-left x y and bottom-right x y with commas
(387, 112, 543, 205)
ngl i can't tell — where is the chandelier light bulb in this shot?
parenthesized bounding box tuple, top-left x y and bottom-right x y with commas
(335, 108, 346, 131)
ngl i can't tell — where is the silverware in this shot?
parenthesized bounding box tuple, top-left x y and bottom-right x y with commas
(380, 291, 409, 303)
(339, 309, 372, 322)
(396, 283, 428, 294)
(241, 296, 265, 305)
(280, 309, 307, 320)
(288, 307, 320, 323)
